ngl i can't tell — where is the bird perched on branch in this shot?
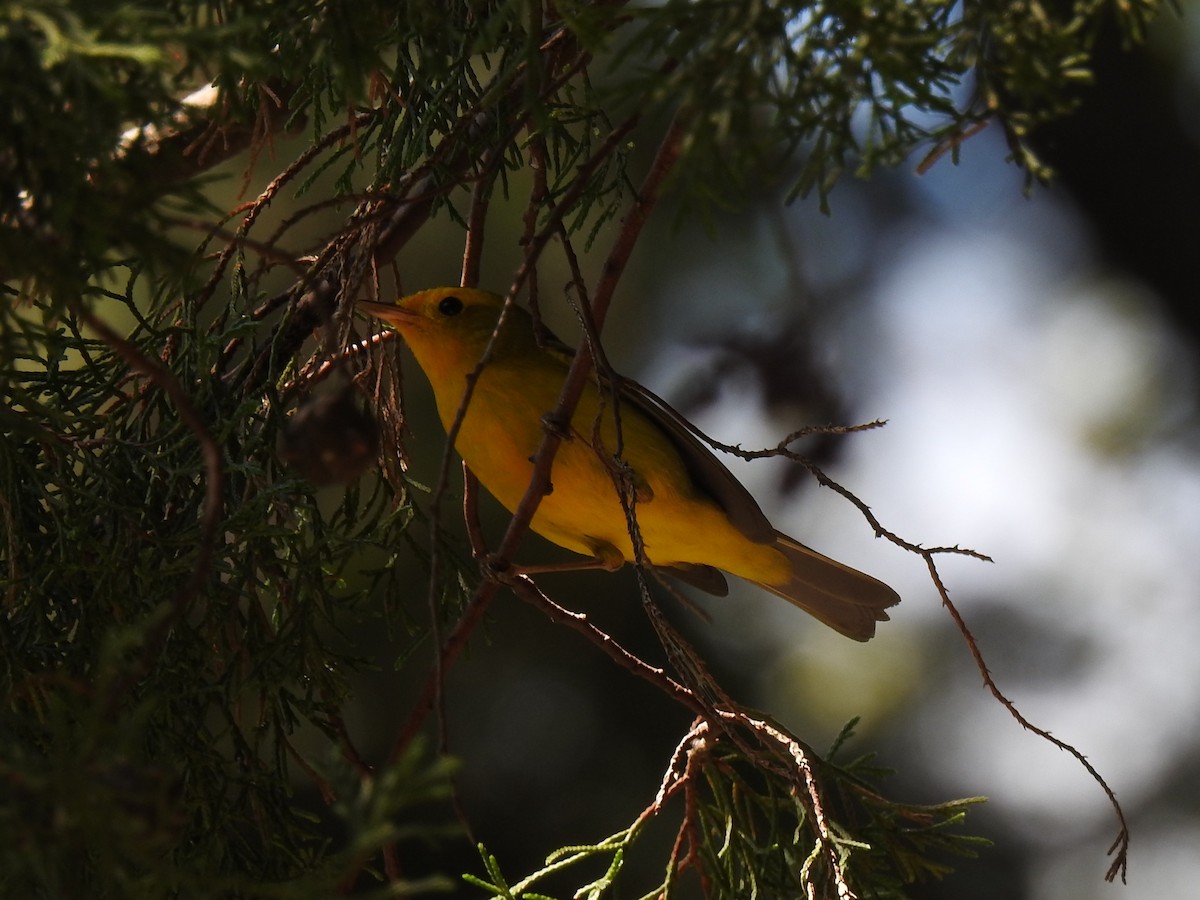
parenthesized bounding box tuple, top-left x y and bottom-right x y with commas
(359, 287, 899, 640)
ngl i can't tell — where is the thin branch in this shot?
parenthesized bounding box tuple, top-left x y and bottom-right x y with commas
(334, 67, 617, 723)
(462, 465, 487, 559)
(504, 111, 642, 302)
(916, 119, 992, 175)
(705, 425, 994, 562)
(419, 152, 502, 759)
(705, 420, 1127, 876)
(195, 109, 378, 312)
(514, 573, 855, 893)
(521, 131, 551, 328)
(460, 160, 495, 289)
(922, 554, 1130, 882)
(488, 112, 682, 571)
(508, 577, 705, 716)
(387, 116, 647, 754)
(591, 118, 684, 306)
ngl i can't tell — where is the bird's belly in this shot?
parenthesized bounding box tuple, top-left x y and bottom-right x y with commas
(459, 417, 637, 558)
(455, 406, 786, 582)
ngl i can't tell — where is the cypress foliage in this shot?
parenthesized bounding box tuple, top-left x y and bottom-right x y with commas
(2, 0, 1153, 895)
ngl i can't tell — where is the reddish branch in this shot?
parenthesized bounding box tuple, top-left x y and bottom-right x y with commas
(322, 32, 1128, 896)
(704, 422, 1128, 880)
(385, 116, 685, 768)
(922, 555, 1130, 882)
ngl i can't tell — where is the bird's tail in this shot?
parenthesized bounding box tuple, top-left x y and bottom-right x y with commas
(751, 532, 900, 642)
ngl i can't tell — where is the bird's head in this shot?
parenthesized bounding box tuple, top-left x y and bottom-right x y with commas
(358, 287, 520, 370)
(358, 287, 507, 337)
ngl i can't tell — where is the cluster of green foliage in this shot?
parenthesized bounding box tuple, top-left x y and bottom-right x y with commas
(2, 0, 1155, 896)
(4, 0, 1159, 292)
(466, 719, 987, 900)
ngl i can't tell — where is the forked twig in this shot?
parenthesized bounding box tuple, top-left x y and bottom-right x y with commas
(702, 422, 1128, 881)
(923, 554, 1130, 881)
(512, 575, 856, 897)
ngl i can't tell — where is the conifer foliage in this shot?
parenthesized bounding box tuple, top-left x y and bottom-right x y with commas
(2, 1, 1153, 895)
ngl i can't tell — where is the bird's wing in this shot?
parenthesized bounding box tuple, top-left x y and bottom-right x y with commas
(614, 375, 777, 545)
(535, 326, 775, 546)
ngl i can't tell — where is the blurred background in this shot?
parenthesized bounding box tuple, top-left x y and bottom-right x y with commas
(312, 12, 1200, 899)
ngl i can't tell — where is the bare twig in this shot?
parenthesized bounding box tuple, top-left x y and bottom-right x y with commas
(916, 119, 992, 175)
(196, 109, 378, 313)
(390, 113, 646, 744)
(417, 153, 501, 758)
(504, 112, 642, 303)
(703, 425, 994, 563)
(462, 465, 487, 560)
(508, 577, 704, 715)
(514, 572, 855, 894)
(726, 423, 1129, 879)
(705, 421, 1128, 876)
(383, 99, 639, 766)
(922, 554, 1130, 882)
(460, 160, 495, 289)
(488, 112, 683, 571)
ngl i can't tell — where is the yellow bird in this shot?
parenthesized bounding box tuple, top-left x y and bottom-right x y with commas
(359, 288, 899, 640)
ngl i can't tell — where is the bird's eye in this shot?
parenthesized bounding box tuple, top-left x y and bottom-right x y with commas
(437, 295, 464, 317)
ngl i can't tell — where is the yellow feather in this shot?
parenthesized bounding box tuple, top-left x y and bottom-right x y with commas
(359, 287, 899, 640)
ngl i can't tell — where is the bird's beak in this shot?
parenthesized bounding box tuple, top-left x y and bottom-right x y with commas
(356, 299, 418, 327)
